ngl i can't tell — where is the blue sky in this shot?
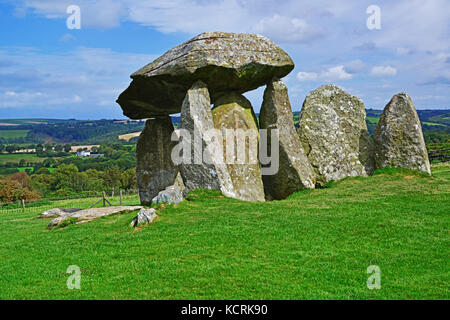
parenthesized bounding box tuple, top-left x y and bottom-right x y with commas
(0, 0, 449, 119)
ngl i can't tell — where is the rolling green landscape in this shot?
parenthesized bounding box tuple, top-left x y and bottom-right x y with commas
(0, 130, 29, 139)
(0, 165, 448, 299)
(0, 113, 449, 299)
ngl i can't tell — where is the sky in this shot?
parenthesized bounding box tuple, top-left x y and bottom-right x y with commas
(0, 0, 449, 119)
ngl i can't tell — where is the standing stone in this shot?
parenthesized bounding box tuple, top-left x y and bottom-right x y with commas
(297, 84, 374, 186)
(374, 93, 431, 174)
(178, 81, 236, 198)
(136, 116, 179, 205)
(260, 79, 316, 199)
(212, 92, 265, 202)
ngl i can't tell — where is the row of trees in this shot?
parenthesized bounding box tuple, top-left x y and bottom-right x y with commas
(0, 143, 73, 154)
(0, 172, 40, 203)
(32, 164, 137, 197)
(0, 142, 139, 203)
(0, 165, 137, 203)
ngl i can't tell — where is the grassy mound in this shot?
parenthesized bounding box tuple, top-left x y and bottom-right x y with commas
(0, 165, 448, 299)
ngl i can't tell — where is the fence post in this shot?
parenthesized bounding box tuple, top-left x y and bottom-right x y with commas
(120, 190, 123, 206)
(21, 199, 25, 213)
(112, 187, 114, 198)
(102, 191, 106, 207)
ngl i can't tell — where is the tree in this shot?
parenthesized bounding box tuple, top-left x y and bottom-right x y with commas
(44, 143, 53, 152)
(54, 144, 63, 152)
(50, 164, 79, 191)
(31, 173, 52, 195)
(85, 169, 105, 191)
(43, 158, 56, 168)
(5, 145, 17, 154)
(0, 172, 40, 203)
(10, 172, 33, 189)
(36, 144, 44, 157)
(64, 144, 72, 153)
(103, 166, 121, 190)
(121, 168, 137, 190)
(35, 167, 50, 175)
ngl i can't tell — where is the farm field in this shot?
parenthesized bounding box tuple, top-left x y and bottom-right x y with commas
(118, 132, 141, 141)
(0, 130, 29, 138)
(366, 116, 380, 124)
(0, 153, 39, 162)
(0, 164, 448, 300)
(0, 119, 49, 125)
(0, 153, 41, 163)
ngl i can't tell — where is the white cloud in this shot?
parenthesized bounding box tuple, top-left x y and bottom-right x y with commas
(297, 65, 353, 82)
(13, 0, 326, 44)
(322, 66, 353, 80)
(370, 66, 397, 77)
(374, 0, 450, 52)
(343, 60, 365, 74)
(5, 0, 450, 111)
(12, 0, 450, 53)
(22, 0, 125, 28)
(252, 14, 325, 43)
(396, 47, 413, 55)
(297, 72, 318, 82)
(59, 33, 76, 42)
(0, 46, 159, 117)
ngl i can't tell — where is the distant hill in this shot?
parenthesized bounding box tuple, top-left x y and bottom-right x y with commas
(1, 110, 449, 145)
(292, 109, 450, 145)
(0, 119, 146, 145)
(363, 109, 450, 144)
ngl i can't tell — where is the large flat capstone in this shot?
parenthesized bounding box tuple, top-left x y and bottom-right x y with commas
(117, 32, 294, 119)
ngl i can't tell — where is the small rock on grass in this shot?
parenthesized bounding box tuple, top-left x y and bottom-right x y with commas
(130, 208, 158, 227)
(152, 185, 183, 205)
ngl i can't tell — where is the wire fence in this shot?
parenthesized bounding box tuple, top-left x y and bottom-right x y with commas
(0, 189, 140, 215)
(428, 148, 450, 163)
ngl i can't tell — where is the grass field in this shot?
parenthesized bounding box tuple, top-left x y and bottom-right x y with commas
(0, 119, 49, 125)
(422, 121, 446, 127)
(118, 131, 141, 141)
(0, 165, 448, 299)
(0, 129, 29, 138)
(0, 153, 41, 163)
(366, 116, 380, 124)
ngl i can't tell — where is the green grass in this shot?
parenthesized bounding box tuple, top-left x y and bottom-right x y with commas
(422, 121, 446, 127)
(0, 193, 140, 213)
(0, 166, 448, 299)
(0, 153, 38, 161)
(366, 116, 380, 124)
(0, 153, 44, 164)
(0, 129, 29, 138)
